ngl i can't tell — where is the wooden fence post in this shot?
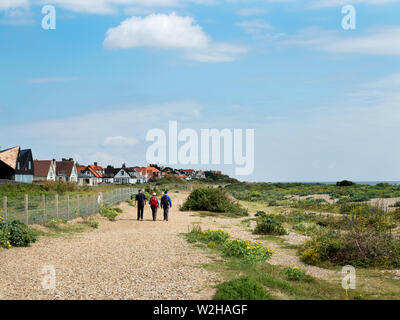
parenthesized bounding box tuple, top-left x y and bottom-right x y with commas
(67, 195, 70, 220)
(3, 196, 7, 221)
(24, 194, 29, 225)
(55, 194, 59, 219)
(42, 194, 46, 223)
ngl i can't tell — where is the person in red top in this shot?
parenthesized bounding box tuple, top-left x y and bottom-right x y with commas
(149, 192, 159, 221)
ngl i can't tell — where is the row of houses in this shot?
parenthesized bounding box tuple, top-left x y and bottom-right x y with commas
(0, 146, 215, 186)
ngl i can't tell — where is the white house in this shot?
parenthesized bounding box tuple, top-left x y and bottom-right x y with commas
(33, 160, 56, 181)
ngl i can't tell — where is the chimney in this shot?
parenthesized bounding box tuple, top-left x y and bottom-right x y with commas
(94, 162, 98, 167)
(122, 163, 126, 168)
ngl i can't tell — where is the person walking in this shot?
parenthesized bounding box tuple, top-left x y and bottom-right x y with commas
(135, 189, 147, 221)
(161, 191, 172, 222)
(149, 192, 159, 221)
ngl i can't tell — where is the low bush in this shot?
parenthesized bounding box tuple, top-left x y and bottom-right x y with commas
(213, 277, 272, 300)
(293, 222, 324, 236)
(282, 266, 308, 281)
(181, 188, 247, 217)
(100, 204, 121, 221)
(222, 239, 273, 263)
(0, 218, 38, 248)
(186, 225, 231, 244)
(254, 217, 287, 236)
(299, 229, 400, 268)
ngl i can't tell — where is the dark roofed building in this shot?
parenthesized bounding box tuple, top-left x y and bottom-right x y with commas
(33, 160, 56, 181)
(0, 146, 34, 183)
(56, 158, 78, 183)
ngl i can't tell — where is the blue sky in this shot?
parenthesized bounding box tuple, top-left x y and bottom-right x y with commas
(1, 0, 400, 182)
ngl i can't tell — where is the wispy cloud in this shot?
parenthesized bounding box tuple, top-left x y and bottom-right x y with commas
(103, 136, 139, 146)
(236, 7, 268, 17)
(280, 26, 400, 56)
(25, 77, 80, 84)
(104, 12, 248, 62)
(310, 0, 399, 8)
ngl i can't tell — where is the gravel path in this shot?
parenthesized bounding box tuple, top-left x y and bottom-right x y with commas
(0, 193, 220, 300)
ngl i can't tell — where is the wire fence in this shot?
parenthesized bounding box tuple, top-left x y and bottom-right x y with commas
(0, 188, 138, 225)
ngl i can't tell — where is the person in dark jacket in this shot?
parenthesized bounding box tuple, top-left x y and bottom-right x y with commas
(135, 189, 147, 221)
(160, 191, 172, 222)
(149, 192, 159, 221)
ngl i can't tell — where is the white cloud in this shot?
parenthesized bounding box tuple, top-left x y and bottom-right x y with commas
(104, 136, 138, 146)
(34, 0, 215, 14)
(104, 13, 209, 49)
(280, 26, 400, 56)
(104, 12, 248, 62)
(185, 42, 248, 62)
(310, 0, 399, 8)
(0, 0, 28, 11)
(1, 101, 203, 166)
(236, 7, 268, 16)
(25, 77, 80, 84)
(236, 19, 273, 34)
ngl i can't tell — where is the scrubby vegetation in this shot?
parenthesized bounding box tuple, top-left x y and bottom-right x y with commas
(226, 182, 400, 208)
(99, 204, 122, 221)
(185, 225, 358, 300)
(254, 217, 287, 236)
(214, 277, 272, 300)
(0, 217, 37, 248)
(181, 187, 248, 217)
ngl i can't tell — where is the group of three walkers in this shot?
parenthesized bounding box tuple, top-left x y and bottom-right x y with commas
(134, 190, 172, 222)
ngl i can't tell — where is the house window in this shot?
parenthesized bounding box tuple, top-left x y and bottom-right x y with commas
(28, 161, 32, 170)
(17, 162, 20, 170)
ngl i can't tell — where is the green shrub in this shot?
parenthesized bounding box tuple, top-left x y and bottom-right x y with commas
(100, 204, 120, 221)
(254, 217, 287, 236)
(336, 180, 354, 187)
(255, 211, 267, 218)
(391, 201, 400, 208)
(214, 277, 272, 300)
(0, 229, 11, 248)
(0, 220, 38, 247)
(300, 229, 400, 268)
(222, 238, 273, 263)
(186, 226, 231, 244)
(181, 188, 247, 217)
(293, 222, 324, 236)
(282, 267, 308, 281)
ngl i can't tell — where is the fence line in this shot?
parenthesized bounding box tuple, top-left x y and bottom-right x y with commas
(0, 188, 137, 225)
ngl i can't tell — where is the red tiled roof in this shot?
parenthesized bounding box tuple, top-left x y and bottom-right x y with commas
(87, 166, 101, 178)
(76, 166, 86, 173)
(33, 160, 52, 177)
(88, 164, 103, 177)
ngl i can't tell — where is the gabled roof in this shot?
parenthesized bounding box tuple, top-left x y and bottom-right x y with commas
(0, 146, 20, 169)
(104, 167, 120, 178)
(34, 160, 52, 177)
(56, 160, 75, 177)
(87, 166, 101, 178)
(76, 166, 86, 173)
(87, 165, 103, 177)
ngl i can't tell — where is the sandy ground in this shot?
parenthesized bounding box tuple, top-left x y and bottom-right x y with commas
(1, 191, 363, 300)
(0, 193, 220, 300)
